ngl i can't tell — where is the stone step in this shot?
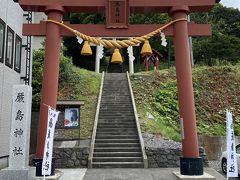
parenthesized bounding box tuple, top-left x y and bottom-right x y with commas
(100, 100, 132, 103)
(98, 118, 136, 121)
(97, 125, 136, 128)
(100, 101, 132, 103)
(102, 90, 129, 93)
(97, 126, 136, 130)
(94, 143, 140, 147)
(98, 120, 135, 123)
(94, 147, 141, 152)
(101, 102, 132, 107)
(92, 157, 143, 162)
(99, 113, 134, 116)
(97, 131, 137, 134)
(99, 107, 133, 110)
(98, 110, 133, 113)
(93, 152, 142, 157)
(98, 119, 135, 122)
(98, 113, 134, 117)
(91, 162, 144, 168)
(95, 139, 139, 143)
(101, 103, 132, 105)
(100, 104, 132, 107)
(98, 120, 136, 123)
(97, 128, 137, 133)
(96, 132, 138, 136)
(102, 96, 130, 97)
(101, 98, 131, 100)
(98, 122, 136, 125)
(102, 91, 129, 93)
(98, 116, 135, 119)
(96, 135, 138, 139)
(97, 122, 136, 125)
(100, 101, 132, 104)
(100, 101, 132, 105)
(102, 86, 129, 88)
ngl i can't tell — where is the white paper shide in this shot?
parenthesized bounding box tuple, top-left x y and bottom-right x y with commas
(42, 107, 60, 176)
(226, 110, 238, 178)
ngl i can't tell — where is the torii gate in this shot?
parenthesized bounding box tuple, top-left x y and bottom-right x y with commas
(17, 0, 218, 176)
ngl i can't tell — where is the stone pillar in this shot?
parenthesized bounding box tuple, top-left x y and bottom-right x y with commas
(95, 45, 104, 73)
(36, 5, 64, 159)
(127, 45, 134, 74)
(0, 85, 32, 180)
(170, 6, 203, 175)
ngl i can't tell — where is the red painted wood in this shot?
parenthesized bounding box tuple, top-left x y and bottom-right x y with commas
(171, 6, 199, 158)
(22, 22, 212, 37)
(18, 0, 218, 13)
(36, 8, 63, 158)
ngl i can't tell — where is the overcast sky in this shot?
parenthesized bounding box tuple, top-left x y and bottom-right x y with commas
(220, 0, 240, 9)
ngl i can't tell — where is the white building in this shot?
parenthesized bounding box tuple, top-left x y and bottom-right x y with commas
(32, 12, 46, 50)
(0, 0, 32, 168)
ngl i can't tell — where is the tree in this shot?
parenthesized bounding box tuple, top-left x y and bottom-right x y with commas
(32, 47, 74, 111)
(191, 4, 240, 65)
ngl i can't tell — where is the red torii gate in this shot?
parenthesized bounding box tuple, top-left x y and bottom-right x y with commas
(18, 0, 219, 176)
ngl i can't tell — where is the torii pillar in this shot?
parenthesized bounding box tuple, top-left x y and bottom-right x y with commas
(36, 5, 64, 159)
(170, 6, 202, 175)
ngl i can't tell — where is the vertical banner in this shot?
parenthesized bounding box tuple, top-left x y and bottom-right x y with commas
(9, 85, 32, 169)
(226, 110, 238, 178)
(42, 107, 60, 176)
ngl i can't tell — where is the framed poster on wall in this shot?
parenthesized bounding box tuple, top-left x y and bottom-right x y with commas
(64, 108, 80, 129)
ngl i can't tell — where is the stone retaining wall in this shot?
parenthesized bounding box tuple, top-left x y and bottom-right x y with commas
(143, 133, 209, 168)
(52, 135, 209, 168)
(53, 147, 89, 168)
(53, 140, 90, 168)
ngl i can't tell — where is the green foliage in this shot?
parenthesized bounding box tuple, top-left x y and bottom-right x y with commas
(63, 13, 105, 70)
(131, 65, 240, 140)
(191, 4, 240, 65)
(32, 47, 101, 138)
(154, 81, 179, 123)
(32, 47, 74, 111)
(62, 5, 240, 69)
(32, 49, 44, 110)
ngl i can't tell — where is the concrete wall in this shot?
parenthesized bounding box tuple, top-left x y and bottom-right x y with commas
(198, 135, 240, 160)
(32, 12, 46, 50)
(0, 0, 28, 168)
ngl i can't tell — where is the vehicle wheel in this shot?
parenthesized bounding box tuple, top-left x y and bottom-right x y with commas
(221, 158, 227, 174)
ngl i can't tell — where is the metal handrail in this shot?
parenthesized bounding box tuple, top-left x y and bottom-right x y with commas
(126, 72, 148, 168)
(88, 72, 105, 168)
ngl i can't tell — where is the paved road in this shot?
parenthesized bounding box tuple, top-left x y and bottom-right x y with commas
(83, 168, 226, 180)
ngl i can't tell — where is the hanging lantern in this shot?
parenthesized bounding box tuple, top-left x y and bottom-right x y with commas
(140, 40, 152, 56)
(81, 41, 92, 56)
(111, 49, 123, 64)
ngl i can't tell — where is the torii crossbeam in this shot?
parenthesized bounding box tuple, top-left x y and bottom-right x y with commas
(17, 0, 219, 177)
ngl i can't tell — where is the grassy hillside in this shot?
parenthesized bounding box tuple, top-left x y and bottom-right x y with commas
(32, 48, 101, 139)
(57, 68, 101, 139)
(131, 65, 240, 141)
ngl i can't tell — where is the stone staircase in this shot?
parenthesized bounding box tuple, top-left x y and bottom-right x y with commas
(89, 73, 147, 168)
(107, 63, 123, 73)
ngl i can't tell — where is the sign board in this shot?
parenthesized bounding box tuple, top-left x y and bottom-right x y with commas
(226, 110, 238, 178)
(106, 0, 129, 28)
(9, 85, 32, 169)
(64, 108, 80, 129)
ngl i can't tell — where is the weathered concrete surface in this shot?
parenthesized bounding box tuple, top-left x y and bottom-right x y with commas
(83, 168, 225, 180)
(173, 171, 216, 180)
(198, 135, 240, 160)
